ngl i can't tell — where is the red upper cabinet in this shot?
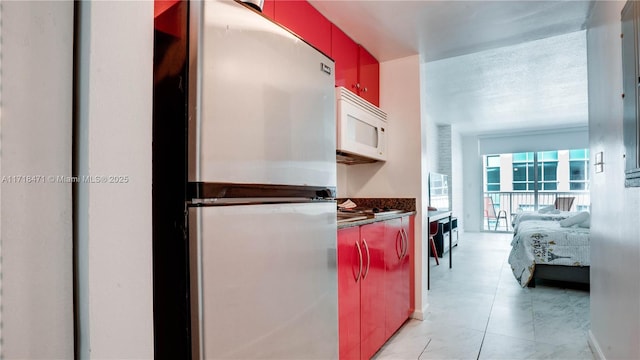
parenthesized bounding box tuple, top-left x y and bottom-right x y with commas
(262, 0, 275, 19)
(331, 25, 359, 92)
(274, 1, 332, 57)
(331, 25, 380, 106)
(358, 46, 380, 106)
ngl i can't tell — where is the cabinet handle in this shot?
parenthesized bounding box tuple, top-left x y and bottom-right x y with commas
(355, 241, 363, 282)
(362, 238, 370, 280)
(353, 83, 361, 90)
(401, 229, 409, 258)
(399, 229, 405, 258)
(362, 87, 368, 93)
(396, 231, 403, 259)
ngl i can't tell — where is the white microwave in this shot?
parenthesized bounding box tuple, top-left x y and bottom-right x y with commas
(336, 87, 388, 164)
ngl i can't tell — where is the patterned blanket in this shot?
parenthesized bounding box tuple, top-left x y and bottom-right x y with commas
(508, 220, 590, 287)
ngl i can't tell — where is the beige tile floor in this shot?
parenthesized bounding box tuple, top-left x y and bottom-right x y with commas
(373, 232, 593, 360)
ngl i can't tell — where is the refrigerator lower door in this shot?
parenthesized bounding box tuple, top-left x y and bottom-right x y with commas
(189, 202, 338, 359)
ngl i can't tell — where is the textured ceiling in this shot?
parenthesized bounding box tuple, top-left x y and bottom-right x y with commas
(424, 30, 588, 134)
(309, 1, 594, 135)
(309, 0, 594, 62)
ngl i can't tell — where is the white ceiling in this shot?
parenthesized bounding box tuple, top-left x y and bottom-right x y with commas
(425, 30, 588, 134)
(309, 0, 594, 135)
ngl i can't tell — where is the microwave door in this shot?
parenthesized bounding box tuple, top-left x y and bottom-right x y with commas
(338, 101, 386, 161)
(336, 88, 387, 162)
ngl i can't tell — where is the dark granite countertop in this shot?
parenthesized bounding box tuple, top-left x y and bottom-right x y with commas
(335, 198, 417, 229)
(337, 210, 417, 229)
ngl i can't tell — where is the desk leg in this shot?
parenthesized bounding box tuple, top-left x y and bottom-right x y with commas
(427, 226, 430, 290)
(449, 214, 452, 269)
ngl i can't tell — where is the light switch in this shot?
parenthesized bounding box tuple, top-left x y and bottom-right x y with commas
(595, 151, 604, 173)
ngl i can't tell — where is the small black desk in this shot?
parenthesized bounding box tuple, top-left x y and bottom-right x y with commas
(427, 210, 453, 290)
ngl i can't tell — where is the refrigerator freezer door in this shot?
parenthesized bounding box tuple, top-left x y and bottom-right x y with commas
(190, 0, 336, 187)
(190, 202, 338, 359)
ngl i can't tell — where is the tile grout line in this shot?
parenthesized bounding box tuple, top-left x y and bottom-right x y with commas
(417, 338, 432, 360)
(476, 260, 507, 360)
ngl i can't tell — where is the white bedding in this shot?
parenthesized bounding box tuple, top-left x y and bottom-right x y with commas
(508, 220, 590, 287)
(511, 211, 574, 230)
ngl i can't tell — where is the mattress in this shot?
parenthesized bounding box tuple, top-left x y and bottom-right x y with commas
(508, 220, 590, 287)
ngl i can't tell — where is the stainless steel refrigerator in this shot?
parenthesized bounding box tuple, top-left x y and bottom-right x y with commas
(187, 1, 338, 358)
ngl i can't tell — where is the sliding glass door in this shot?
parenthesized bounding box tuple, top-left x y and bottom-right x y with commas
(482, 149, 590, 231)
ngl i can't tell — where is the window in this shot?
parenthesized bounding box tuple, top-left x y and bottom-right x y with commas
(569, 149, 590, 190)
(538, 151, 558, 191)
(512, 151, 558, 191)
(512, 152, 534, 191)
(485, 155, 500, 191)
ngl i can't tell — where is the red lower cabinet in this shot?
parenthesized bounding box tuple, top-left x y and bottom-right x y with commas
(338, 216, 414, 360)
(337, 227, 361, 360)
(384, 217, 411, 337)
(359, 222, 387, 360)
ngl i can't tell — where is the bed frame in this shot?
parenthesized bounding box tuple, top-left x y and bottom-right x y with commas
(527, 264, 590, 287)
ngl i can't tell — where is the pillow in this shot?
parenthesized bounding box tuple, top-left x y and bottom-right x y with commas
(578, 215, 591, 228)
(538, 205, 555, 214)
(559, 211, 590, 228)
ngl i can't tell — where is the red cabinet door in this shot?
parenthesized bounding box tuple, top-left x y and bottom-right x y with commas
(358, 46, 380, 106)
(383, 217, 405, 337)
(397, 217, 411, 328)
(337, 227, 361, 360)
(359, 222, 386, 360)
(274, 0, 332, 56)
(402, 216, 414, 316)
(331, 24, 359, 92)
(262, 0, 275, 19)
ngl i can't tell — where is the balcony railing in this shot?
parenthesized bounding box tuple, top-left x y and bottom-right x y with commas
(483, 191, 590, 231)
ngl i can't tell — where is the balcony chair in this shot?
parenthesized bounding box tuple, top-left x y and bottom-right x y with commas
(428, 221, 440, 265)
(554, 196, 575, 211)
(484, 196, 508, 231)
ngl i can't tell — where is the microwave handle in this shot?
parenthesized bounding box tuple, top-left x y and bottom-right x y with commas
(377, 125, 385, 156)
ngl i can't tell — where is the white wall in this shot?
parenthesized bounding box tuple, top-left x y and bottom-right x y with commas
(0, 3, 74, 358)
(338, 55, 429, 317)
(461, 134, 483, 231)
(450, 127, 464, 232)
(586, 1, 640, 358)
(76, 2, 154, 358)
(478, 127, 589, 154)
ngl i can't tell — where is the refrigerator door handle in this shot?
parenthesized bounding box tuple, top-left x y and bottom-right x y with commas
(355, 241, 363, 282)
(362, 238, 370, 280)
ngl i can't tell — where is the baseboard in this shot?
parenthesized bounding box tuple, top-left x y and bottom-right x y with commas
(588, 330, 606, 360)
(410, 303, 429, 321)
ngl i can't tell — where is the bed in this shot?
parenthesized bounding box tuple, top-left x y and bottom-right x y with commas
(510, 210, 573, 229)
(508, 214, 590, 287)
